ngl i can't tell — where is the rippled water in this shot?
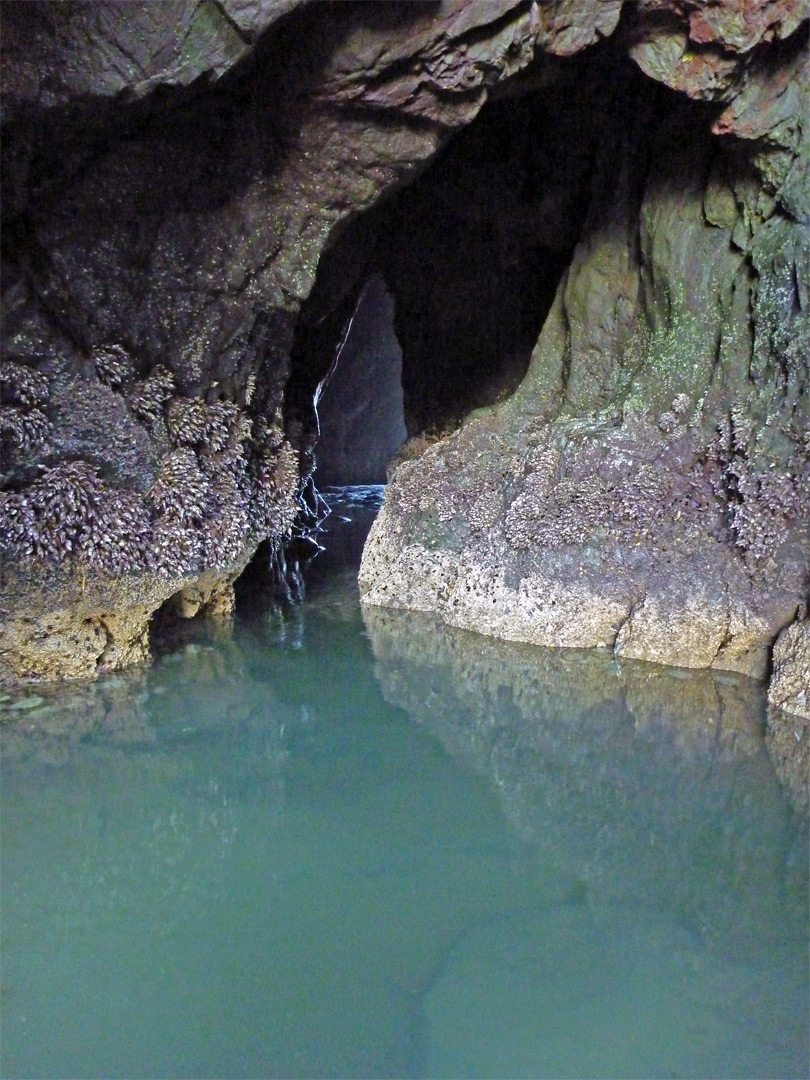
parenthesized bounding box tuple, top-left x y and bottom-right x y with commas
(1, 488, 808, 1080)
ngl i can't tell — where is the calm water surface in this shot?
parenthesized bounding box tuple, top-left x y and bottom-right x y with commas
(1, 488, 808, 1079)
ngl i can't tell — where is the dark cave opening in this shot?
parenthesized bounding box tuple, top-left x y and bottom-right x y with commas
(285, 69, 612, 488)
(313, 273, 407, 487)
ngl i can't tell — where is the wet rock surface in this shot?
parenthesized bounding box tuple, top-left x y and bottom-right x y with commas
(0, 554, 250, 685)
(2, 0, 809, 683)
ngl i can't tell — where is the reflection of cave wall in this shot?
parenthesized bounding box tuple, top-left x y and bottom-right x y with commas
(363, 604, 810, 938)
(314, 274, 406, 485)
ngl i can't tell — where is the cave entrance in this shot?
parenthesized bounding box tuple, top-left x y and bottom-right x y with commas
(286, 82, 585, 484)
(313, 273, 407, 486)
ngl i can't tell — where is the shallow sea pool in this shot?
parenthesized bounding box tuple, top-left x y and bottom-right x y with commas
(1, 488, 807, 1079)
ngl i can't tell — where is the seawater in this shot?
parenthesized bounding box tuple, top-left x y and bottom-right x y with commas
(1, 487, 807, 1080)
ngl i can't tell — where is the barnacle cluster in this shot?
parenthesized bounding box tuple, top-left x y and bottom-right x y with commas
(658, 393, 690, 437)
(658, 411, 679, 435)
(0, 360, 52, 470)
(466, 483, 503, 532)
(0, 405, 50, 458)
(166, 398, 208, 446)
(1, 351, 302, 581)
(78, 488, 152, 575)
(147, 444, 240, 576)
(204, 462, 251, 567)
(250, 430, 299, 535)
(713, 407, 810, 562)
(504, 433, 679, 551)
(1, 361, 49, 407)
(149, 448, 209, 523)
(389, 439, 468, 524)
(128, 365, 176, 428)
(167, 397, 240, 453)
(0, 462, 148, 571)
(92, 344, 133, 390)
(143, 382, 299, 576)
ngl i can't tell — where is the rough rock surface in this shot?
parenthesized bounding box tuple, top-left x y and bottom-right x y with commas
(0, 0, 298, 111)
(2, 0, 809, 683)
(769, 620, 810, 719)
(359, 4, 810, 691)
(0, 555, 250, 684)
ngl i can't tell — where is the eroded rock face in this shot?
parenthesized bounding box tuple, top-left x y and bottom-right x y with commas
(769, 620, 810, 719)
(0, 555, 250, 684)
(359, 7, 810, 697)
(2, 0, 547, 681)
(1, 0, 808, 684)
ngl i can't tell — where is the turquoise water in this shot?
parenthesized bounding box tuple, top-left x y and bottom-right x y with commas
(1, 488, 807, 1080)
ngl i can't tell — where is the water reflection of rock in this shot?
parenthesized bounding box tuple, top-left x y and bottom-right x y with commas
(0, 671, 155, 767)
(0, 637, 289, 823)
(766, 707, 809, 813)
(363, 606, 808, 947)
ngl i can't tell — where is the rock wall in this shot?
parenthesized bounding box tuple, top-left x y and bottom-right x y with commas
(359, 7, 810, 715)
(1, 0, 808, 689)
(1, 0, 548, 682)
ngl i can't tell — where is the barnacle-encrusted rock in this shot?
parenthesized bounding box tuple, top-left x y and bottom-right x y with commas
(0, 488, 35, 555)
(0, 405, 50, 461)
(358, 3, 809, 684)
(166, 398, 208, 447)
(0, 361, 53, 472)
(149, 448, 209, 524)
(147, 514, 206, 578)
(203, 462, 251, 567)
(0, 360, 49, 407)
(361, 402, 806, 680)
(204, 401, 241, 452)
(0, 461, 102, 562)
(250, 438, 299, 535)
(166, 397, 242, 452)
(76, 489, 151, 576)
(145, 449, 210, 577)
(0, 461, 150, 576)
(712, 417, 810, 564)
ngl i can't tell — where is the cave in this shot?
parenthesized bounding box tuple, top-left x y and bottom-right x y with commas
(307, 272, 406, 486)
(1, 5, 808, 1077)
(287, 78, 581, 468)
(0, 1, 807, 702)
